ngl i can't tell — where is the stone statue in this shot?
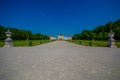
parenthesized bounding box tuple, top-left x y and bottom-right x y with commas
(109, 30, 115, 38)
(4, 29, 13, 47)
(107, 30, 117, 48)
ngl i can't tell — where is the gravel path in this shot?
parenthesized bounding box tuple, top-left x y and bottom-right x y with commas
(0, 41, 120, 80)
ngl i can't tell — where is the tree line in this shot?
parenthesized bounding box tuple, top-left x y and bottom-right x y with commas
(72, 19, 120, 40)
(0, 25, 49, 40)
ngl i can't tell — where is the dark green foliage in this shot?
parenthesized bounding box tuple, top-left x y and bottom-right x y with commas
(89, 42, 93, 46)
(79, 41, 82, 44)
(0, 25, 49, 40)
(40, 41, 43, 44)
(73, 19, 120, 40)
(29, 42, 33, 46)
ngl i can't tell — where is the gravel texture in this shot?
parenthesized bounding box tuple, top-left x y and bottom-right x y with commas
(0, 41, 120, 80)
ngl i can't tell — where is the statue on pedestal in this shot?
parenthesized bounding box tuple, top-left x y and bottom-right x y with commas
(107, 30, 117, 48)
(4, 29, 13, 47)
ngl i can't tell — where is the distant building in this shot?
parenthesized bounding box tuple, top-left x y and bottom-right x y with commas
(58, 34, 64, 40)
(49, 36, 56, 40)
(68, 36, 72, 40)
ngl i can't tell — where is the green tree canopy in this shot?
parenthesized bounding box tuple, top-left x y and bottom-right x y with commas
(0, 25, 49, 40)
(73, 19, 120, 40)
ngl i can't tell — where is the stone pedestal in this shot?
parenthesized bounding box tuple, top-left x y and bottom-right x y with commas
(4, 30, 13, 47)
(107, 38, 117, 48)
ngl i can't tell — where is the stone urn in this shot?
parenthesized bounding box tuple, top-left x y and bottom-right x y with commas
(107, 30, 117, 48)
(4, 29, 13, 47)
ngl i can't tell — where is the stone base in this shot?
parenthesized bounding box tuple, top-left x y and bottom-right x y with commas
(109, 45, 117, 48)
(4, 45, 13, 48)
(4, 42, 13, 48)
(107, 40, 117, 48)
(109, 42, 117, 48)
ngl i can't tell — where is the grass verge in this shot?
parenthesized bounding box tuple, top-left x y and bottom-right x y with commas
(68, 40, 120, 48)
(0, 40, 51, 47)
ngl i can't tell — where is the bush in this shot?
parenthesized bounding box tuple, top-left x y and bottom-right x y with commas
(46, 40, 48, 43)
(89, 42, 93, 46)
(79, 41, 82, 44)
(29, 41, 33, 46)
(73, 41, 76, 43)
(40, 41, 42, 44)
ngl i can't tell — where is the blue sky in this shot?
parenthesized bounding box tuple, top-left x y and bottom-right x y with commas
(0, 0, 120, 37)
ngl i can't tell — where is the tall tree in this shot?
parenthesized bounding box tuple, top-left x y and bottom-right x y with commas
(73, 19, 120, 40)
(0, 25, 49, 40)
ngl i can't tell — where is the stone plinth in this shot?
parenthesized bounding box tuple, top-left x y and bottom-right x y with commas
(108, 38, 117, 48)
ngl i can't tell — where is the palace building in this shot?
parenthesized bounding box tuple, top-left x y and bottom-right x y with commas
(49, 36, 56, 40)
(67, 36, 72, 40)
(58, 34, 64, 40)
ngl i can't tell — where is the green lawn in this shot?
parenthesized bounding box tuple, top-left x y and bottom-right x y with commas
(1, 40, 120, 48)
(116, 41, 120, 48)
(0, 41, 4, 47)
(0, 40, 51, 47)
(69, 40, 120, 48)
